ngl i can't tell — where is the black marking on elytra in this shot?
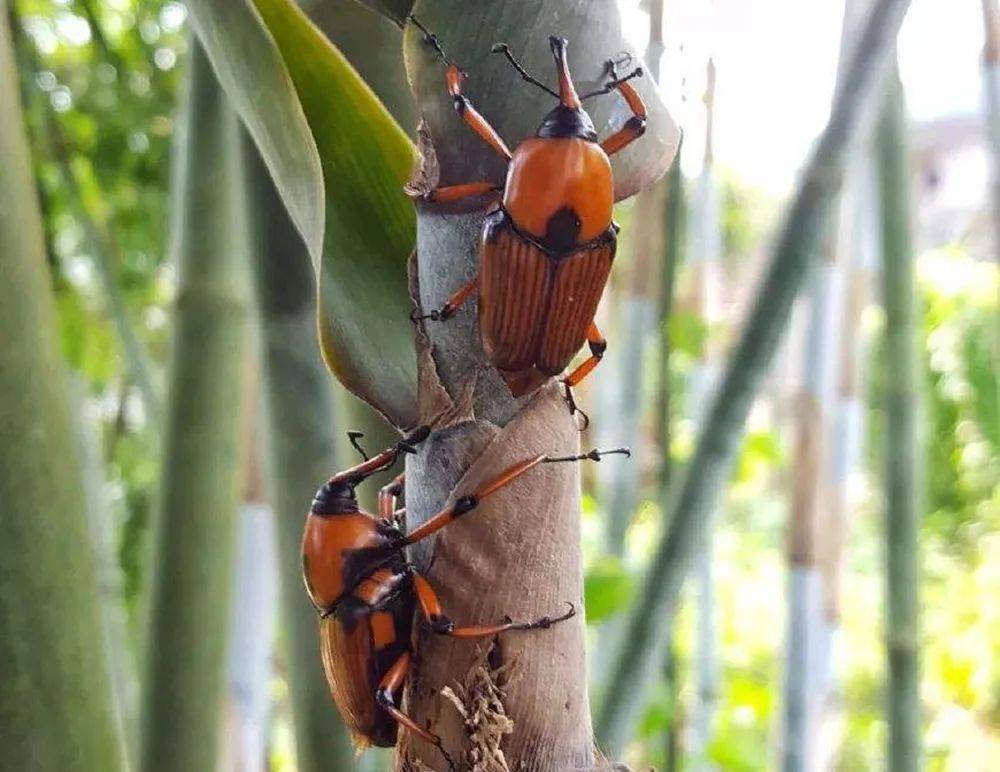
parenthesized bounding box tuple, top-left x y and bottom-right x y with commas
(543, 206, 583, 253)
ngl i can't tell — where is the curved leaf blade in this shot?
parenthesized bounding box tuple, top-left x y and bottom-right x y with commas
(185, 0, 325, 260)
(353, 0, 414, 26)
(252, 0, 419, 428)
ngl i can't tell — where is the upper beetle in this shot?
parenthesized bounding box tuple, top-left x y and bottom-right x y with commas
(409, 18, 647, 421)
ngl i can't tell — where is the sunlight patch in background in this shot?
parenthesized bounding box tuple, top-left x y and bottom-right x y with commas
(619, 0, 987, 194)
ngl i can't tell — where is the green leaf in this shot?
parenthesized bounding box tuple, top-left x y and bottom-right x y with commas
(353, 0, 414, 26)
(252, 0, 419, 428)
(189, 0, 420, 427)
(184, 0, 324, 260)
(667, 310, 708, 358)
(584, 556, 636, 624)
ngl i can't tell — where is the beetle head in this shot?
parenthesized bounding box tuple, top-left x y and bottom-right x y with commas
(536, 37, 597, 141)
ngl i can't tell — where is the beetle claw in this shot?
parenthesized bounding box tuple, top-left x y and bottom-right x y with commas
(411, 307, 443, 323)
(560, 381, 590, 431)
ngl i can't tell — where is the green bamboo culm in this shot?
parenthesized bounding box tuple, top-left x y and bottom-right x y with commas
(139, 39, 251, 772)
(594, 0, 914, 750)
(244, 138, 359, 772)
(877, 64, 922, 772)
(0, 3, 123, 769)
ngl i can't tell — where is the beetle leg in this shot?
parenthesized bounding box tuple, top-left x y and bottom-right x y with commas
(421, 181, 500, 204)
(446, 66, 512, 160)
(561, 321, 607, 415)
(411, 275, 479, 322)
(403, 446, 626, 545)
(375, 652, 455, 769)
(402, 454, 546, 544)
(413, 571, 576, 638)
(324, 426, 430, 488)
(598, 74, 647, 156)
(408, 17, 512, 160)
(377, 472, 405, 521)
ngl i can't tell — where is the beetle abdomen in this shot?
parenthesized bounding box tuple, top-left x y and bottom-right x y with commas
(479, 211, 616, 393)
(480, 211, 551, 371)
(320, 606, 382, 748)
(536, 237, 615, 374)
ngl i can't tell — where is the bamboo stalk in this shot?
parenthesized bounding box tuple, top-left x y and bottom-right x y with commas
(686, 60, 723, 768)
(139, 40, 252, 772)
(656, 139, 686, 768)
(7, 1, 161, 423)
(594, 0, 914, 750)
(245, 135, 360, 771)
(877, 63, 922, 772)
(604, 0, 668, 555)
(0, 2, 123, 766)
(982, 0, 1000, 265)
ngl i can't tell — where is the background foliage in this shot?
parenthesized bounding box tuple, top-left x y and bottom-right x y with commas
(6, 0, 997, 769)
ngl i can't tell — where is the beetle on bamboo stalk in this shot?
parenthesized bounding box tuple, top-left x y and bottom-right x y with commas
(409, 18, 647, 424)
(301, 425, 629, 766)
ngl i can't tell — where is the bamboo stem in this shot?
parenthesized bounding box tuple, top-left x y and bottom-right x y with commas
(245, 133, 361, 771)
(877, 64, 922, 772)
(139, 40, 252, 772)
(0, 2, 123, 766)
(594, 0, 914, 750)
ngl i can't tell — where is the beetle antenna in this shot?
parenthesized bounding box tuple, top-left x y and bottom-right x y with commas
(408, 15, 453, 67)
(490, 43, 559, 99)
(580, 64, 644, 100)
(346, 431, 370, 461)
(544, 447, 631, 463)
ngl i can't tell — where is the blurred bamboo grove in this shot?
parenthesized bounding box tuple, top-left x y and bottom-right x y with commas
(1, 0, 997, 771)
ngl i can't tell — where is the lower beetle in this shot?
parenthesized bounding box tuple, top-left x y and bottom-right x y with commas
(301, 426, 628, 764)
(409, 17, 647, 421)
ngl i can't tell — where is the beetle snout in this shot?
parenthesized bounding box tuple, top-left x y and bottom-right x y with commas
(548, 36, 568, 56)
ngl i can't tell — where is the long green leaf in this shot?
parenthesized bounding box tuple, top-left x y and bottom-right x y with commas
(252, 0, 419, 429)
(190, 0, 420, 428)
(353, 0, 413, 26)
(185, 0, 324, 260)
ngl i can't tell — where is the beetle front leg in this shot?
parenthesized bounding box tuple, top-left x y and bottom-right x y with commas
(599, 71, 647, 156)
(411, 275, 479, 322)
(408, 16, 512, 160)
(412, 571, 576, 638)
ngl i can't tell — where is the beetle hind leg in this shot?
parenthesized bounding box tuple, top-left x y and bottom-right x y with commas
(561, 321, 607, 428)
(375, 652, 456, 769)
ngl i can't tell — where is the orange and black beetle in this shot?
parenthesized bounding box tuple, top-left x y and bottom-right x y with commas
(410, 18, 647, 418)
(302, 425, 628, 762)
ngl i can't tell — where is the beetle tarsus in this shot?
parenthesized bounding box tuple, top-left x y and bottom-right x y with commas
(560, 379, 590, 430)
(511, 601, 576, 631)
(545, 447, 631, 464)
(411, 307, 448, 323)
